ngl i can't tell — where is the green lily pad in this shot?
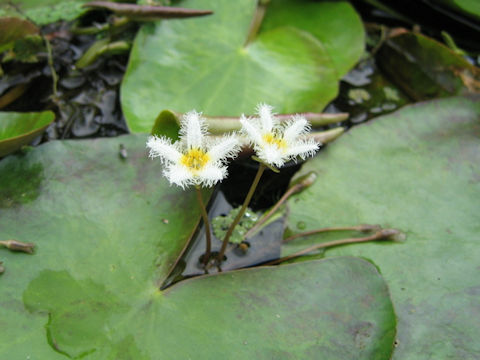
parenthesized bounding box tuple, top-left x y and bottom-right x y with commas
(286, 95, 480, 358)
(0, 0, 90, 25)
(121, 0, 353, 132)
(260, 0, 365, 78)
(151, 109, 180, 140)
(0, 111, 55, 157)
(0, 17, 38, 50)
(437, 0, 480, 20)
(0, 134, 396, 358)
(377, 32, 480, 100)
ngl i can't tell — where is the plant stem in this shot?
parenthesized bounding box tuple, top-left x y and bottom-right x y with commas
(195, 186, 211, 266)
(244, 0, 271, 46)
(265, 229, 401, 265)
(0, 240, 35, 254)
(243, 183, 302, 240)
(244, 171, 318, 240)
(283, 224, 381, 243)
(44, 36, 58, 100)
(217, 163, 266, 263)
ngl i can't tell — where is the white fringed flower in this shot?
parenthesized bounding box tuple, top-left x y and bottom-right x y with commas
(147, 111, 240, 189)
(240, 104, 319, 167)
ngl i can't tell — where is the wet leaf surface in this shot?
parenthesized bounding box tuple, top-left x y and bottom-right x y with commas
(121, 0, 364, 132)
(286, 95, 480, 359)
(0, 134, 396, 359)
(0, 110, 54, 157)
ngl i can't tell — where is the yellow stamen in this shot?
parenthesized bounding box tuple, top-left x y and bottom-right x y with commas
(263, 133, 287, 149)
(181, 148, 210, 171)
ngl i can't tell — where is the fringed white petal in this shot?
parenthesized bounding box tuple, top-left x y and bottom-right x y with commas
(208, 134, 240, 163)
(180, 110, 207, 149)
(164, 164, 193, 189)
(256, 103, 275, 132)
(146, 136, 182, 163)
(283, 115, 310, 143)
(195, 164, 227, 187)
(240, 115, 263, 145)
(258, 145, 285, 168)
(284, 140, 319, 160)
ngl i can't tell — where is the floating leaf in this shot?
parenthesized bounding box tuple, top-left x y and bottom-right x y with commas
(212, 206, 259, 244)
(0, 135, 396, 358)
(151, 109, 180, 140)
(0, 0, 90, 25)
(377, 32, 480, 100)
(0, 111, 55, 157)
(260, 0, 365, 78)
(286, 95, 480, 358)
(121, 0, 363, 132)
(0, 17, 38, 50)
(436, 0, 480, 20)
(2, 34, 45, 63)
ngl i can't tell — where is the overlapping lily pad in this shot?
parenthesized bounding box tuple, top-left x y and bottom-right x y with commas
(0, 111, 55, 157)
(0, 134, 396, 359)
(377, 32, 480, 100)
(0, 0, 90, 25)
(437, 0, 480, 20)
(286, 96, 480, 359)
(0, 17, 38, 50)
(260, 0, 364, 78)
(121, 0, 364, 132)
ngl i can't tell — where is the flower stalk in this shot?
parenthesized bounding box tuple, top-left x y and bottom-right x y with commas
(283, 224, 382, 243)
(243, 172, 317, 240)
(265, 228, 404, 265)
(195, 186, 212, 266)
(217, 163, 266, 264)
(0, 240, 35, 254)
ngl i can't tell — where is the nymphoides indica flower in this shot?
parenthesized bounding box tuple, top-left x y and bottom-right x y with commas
(146, 111, 240, 189)
(240, 104, 319, 168)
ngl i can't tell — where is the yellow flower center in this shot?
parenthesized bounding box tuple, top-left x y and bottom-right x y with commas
(263, 133, 287, 149)
(181, 148, 210, 171)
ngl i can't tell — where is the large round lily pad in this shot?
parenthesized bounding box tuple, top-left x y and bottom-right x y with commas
(121, 0, 364, 132)
(0, 134, 396, 359)
(286, 95, 480, 359)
